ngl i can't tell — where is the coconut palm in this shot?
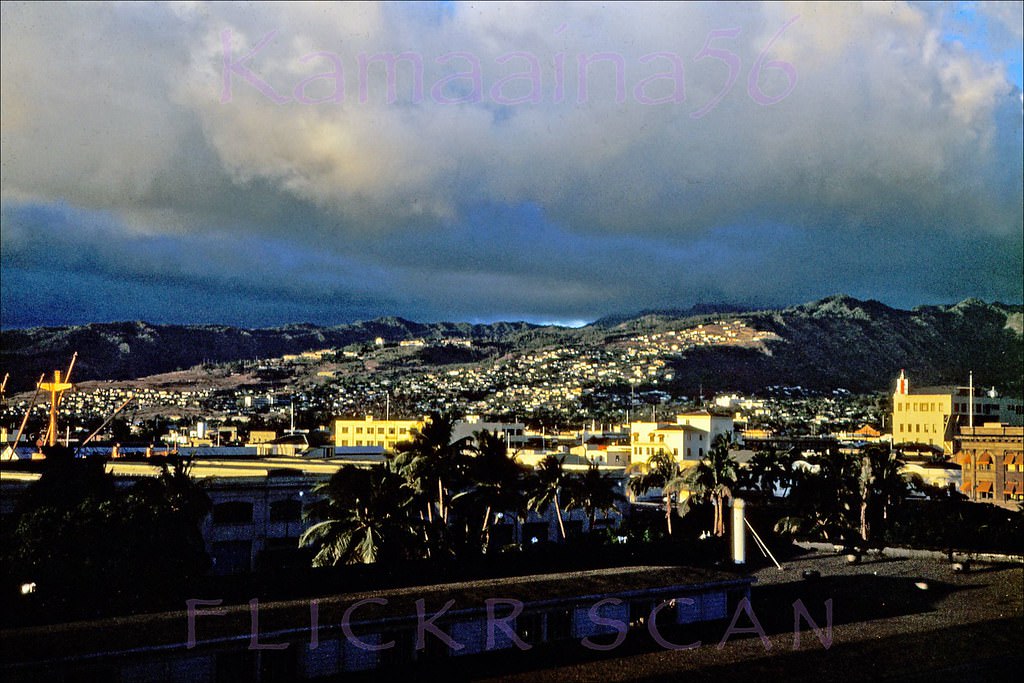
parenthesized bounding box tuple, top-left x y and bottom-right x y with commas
(527, 455, 570, 540)
(740, 448, 790, 499)
(859, 446, 908, 545)
(391, 412, 472, 526)
(628, 451, 688, 536)
(453, 429, 528, 551)
(565, 461, 625, 534)
(684, 433, 739, 537)
(778, 448, 860, 544)
(300, 464, 420, 565)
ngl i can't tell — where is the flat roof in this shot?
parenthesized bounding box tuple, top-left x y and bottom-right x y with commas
(0, 565, 753, 665)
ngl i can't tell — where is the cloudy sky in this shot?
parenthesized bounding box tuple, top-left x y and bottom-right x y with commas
(1, 1, 1021, 328)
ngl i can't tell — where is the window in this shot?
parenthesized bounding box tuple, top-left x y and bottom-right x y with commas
(211, 540, 252, 574)
(523, 522, 550, 544)
(270, 499, 302, 523)
(379, 629, 415, 665)
(629, 600, 653, 628)
(212, 501, 253, 525)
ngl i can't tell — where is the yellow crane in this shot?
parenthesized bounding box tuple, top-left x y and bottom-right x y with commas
(39, 352, 77, 447)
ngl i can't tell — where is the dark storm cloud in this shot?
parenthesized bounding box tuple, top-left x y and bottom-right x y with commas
(1, 2, 1021, 326)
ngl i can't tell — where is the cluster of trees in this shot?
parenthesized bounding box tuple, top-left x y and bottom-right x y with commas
(768, 446, 909, 548)
(736, 444, 1023, 553)
(627, 433, 739, 538)
(300, 413, 625, 566)
(2, 447, 211, 624)
(302, 426, 999, 566)
(615, 436, 1018, 556)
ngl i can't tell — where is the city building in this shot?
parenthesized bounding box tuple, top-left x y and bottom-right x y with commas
(891, 370, 1023, 454)
(954, 423, 1024, 508)
(629, 411, 735, 467)
(674, 410, 736, 445)
(570, 436, 632, 466)
(450, 415, 526, 446)
(334, 415, 424, 450)
(900, 457, 962, 493)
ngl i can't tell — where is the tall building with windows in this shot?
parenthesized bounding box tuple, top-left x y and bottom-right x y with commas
(891, 370, 1023, 454)
(955, 424, 1024, 508)
(334, 415, 424, 449)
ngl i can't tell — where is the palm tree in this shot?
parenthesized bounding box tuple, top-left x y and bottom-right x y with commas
(778, 448, 861, 544)
(300, 464, 420, 565)
(527, 455, 570, 540)
(392, 412, 472, 526)
(628, 451, 688, 536)
(565, 461, 625, 534)
(684, 433, 739, 537)
(859, 446, 908, 545)
(740, 448, 790, 499)
(453, 429, 528, 551)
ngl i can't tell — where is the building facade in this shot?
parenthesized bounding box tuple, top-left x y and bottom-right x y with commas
(334, 415, 424, 450)
(954, 424, 1024, 508)
(629, 411, 735, 467)
(891, 370, 1023, 454)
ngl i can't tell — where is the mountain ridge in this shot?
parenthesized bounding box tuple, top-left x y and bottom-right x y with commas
(2, 296, 1021, 395)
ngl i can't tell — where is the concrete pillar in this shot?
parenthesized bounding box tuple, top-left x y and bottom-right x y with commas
(732, 498, 746, 565)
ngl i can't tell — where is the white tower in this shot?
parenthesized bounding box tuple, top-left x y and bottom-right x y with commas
(896, 369, 909, 395)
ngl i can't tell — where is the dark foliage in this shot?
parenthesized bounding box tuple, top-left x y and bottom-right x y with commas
(1, 448, 211, 625)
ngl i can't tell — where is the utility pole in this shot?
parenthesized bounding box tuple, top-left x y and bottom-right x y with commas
(969, 371, 974, 429)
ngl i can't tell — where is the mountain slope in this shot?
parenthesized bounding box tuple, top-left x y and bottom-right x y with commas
(662, 296, 1022, 394)
(1, 296, 1021, 395)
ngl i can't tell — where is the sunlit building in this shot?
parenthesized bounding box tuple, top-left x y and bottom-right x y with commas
(891, 370, 1023, 454)
(334, 415, 424, 449)
(629, 410, 735, 466)
(954, 424, 1024, 508)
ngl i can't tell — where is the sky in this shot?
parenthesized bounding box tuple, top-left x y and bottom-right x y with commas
(1, 1, 1022, 329)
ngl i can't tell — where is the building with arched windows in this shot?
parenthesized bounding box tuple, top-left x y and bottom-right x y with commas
(954, 424, 1024, 508)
